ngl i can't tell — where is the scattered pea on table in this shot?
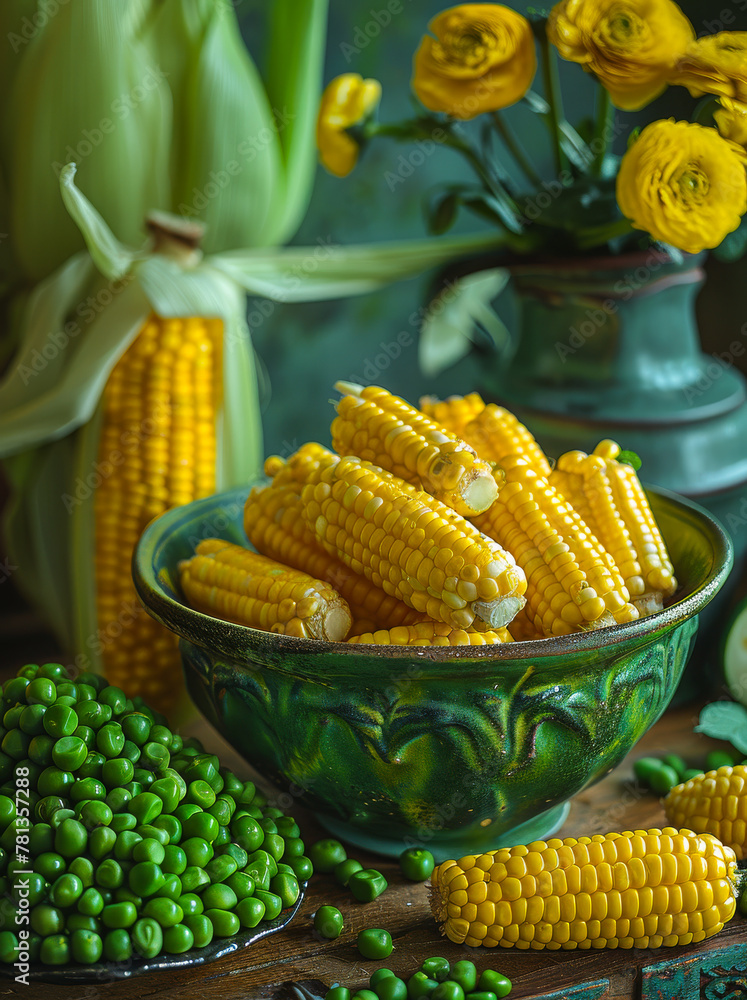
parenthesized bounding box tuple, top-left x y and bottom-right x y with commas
(309, 838, 348, 873)
(314, 905, 344, 939)
(399, 847, 435, 882)
(357, 928, 393, 960)
(349, 868, 388, 902)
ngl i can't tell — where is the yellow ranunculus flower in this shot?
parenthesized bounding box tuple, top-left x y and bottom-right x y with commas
(548, 0, 694, 111)
(616, 119, 747, 254)
(715, 97, 747, 148)
(672, 32, 747, 102)
(316, 74, 382, 178)
(412, 4, 536, 120)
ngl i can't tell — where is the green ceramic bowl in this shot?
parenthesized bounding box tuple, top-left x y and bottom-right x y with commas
(133, 485, 732, 861)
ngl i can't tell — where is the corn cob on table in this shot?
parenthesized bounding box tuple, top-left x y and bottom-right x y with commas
(0, 644, 743, 1000)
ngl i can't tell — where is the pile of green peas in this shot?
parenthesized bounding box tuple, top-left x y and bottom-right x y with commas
(634, 749, 745, 795)
(0, 663, 313, 967)
(325, 957, 512, 1000)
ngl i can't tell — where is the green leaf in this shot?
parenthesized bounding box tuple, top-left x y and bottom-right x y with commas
(470, 192, 524, 235)
(427, 191, 460, 235)
(4, 1, 173, 284)
(523, 92, 592, 171)
(714, 216, 747, 263)
(574, 116, 596, 144)
(693, 95, 719, 126)
(652, 242, 684, 265)
(695, 702, 747, 755)
(627, 127, 641, 148)
(617, 450, 642, 471)
(419, 268, 510, 377)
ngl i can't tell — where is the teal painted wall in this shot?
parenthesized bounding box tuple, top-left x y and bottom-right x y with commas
(238, 1, 747, 456)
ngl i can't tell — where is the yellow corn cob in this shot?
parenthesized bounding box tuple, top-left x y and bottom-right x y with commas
(550, 443, 676, 616)
(347, 621, 513, 645)
(94, 313, 222, 709)
(461, 403, 552, 478)
(263, 441, 338, 487)
(300, 454, 526, 630)
(348, 618, 382, 637)
(594, 440, 677, 612)
(244, 459, 422, 629)
(419, 392, 486, 436)
(332, 382, 499, 516)
(431, 828, 739, 950)
(664, 766, 747, 860)
(179, 539, 352, 640)
(472, 455, 638, 635)
(507, 606, 545, 642)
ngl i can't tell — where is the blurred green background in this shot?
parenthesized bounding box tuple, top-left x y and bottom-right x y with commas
(238, 0, 747, 455)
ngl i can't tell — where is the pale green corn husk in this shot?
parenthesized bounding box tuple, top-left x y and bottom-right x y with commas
(152, 0, 328, 247)
(2, 1, 173, 285)
(0, 0, 330, 288)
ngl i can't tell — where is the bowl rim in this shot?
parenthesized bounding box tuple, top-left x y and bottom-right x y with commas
(133, 482, 733, 665)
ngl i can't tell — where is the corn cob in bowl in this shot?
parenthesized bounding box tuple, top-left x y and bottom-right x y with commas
(171, 386, 681, 645)
(134, 458, 731, 858)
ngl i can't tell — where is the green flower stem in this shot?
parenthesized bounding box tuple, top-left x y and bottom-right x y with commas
(592, 88, 614, 177)
(539, 35, 567, 176)
(365, 118, 520, 211)
(361, 117, 531, 242)
(575, 216, 635, 250)
(489, 112, 542, 187)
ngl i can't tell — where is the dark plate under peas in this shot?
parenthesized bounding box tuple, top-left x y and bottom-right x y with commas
(5, 894, 305, 984)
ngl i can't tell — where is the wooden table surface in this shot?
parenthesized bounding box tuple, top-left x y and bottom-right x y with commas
(4, 695, 746, 1000)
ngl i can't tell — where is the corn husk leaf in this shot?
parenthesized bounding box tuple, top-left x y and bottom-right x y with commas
(151, 0, 329, 251)
(210, 234, 505, 301)
(0, 0, 330, 288)
(262, 0, 330, 243)
(2, 1, 173, 283)
(164, 3, 282, 250)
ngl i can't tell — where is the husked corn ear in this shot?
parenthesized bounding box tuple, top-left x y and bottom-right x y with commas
(507, 606, 545, 642)
(300, 454, 526, 631)
(419, 392, 486, 436)
(263, 441, 338, 486)
(333, 382, 500, 516)
(472, 455, 638, 636)
(95, 313, 222, 710)
(550, 444, 676, 616)
(347, 621, 513, 645)
(664, 766, 747, 860)
(348, 618, 383, 637)
(244, 471, 421, 629)
(431, 828, 739, 950)
(179, 539, 352, 640)
(594, 440, 677, 613)
(461, 404, 552, 478)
